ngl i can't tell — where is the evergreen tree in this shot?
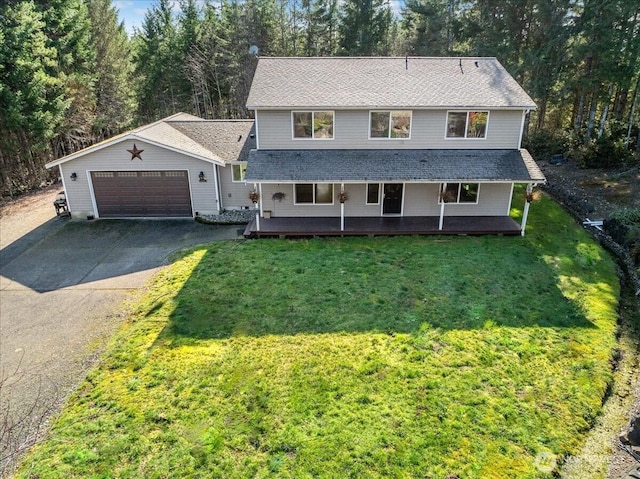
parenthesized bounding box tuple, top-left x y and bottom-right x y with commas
(88, 0, 136, 137)
(0, 0, 63, 195)
(134, 0, 187, 121)
(338, 0, 393, 55)
(39, 0, 97, 156)
(402, 0, 458, 56)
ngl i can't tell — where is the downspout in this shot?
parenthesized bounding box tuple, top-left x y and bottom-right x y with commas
(438, 182, 446, 230)
(518, 109, 529, 149)
(521, 183, 534, 237)
(340, 183, 345, 232)
(254, 111, 260, 150)
(213, 164, 222, 213)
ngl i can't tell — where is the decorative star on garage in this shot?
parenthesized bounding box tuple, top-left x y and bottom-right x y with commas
(127, 143, 144, 161)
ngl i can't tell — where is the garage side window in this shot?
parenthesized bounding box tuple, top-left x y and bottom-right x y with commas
(232, 163, 247, 182)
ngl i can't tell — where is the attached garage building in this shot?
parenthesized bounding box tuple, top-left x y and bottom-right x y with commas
(45, 113, 255, 219)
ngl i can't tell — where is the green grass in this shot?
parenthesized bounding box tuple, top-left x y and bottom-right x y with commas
(16, 193, 620, 479)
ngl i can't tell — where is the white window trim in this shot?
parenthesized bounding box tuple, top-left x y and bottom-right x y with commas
(231, 163, 247, 183)
(293, 183, 335, 205)
(365, 183, 381, 205)
(291, 111, 335, 140)
(368, 110, 412, 140)
(438, 182, 481, 204)
(444, 111, 490, 140)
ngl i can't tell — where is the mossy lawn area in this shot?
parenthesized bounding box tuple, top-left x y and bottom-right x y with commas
(17, 194, 619, 478)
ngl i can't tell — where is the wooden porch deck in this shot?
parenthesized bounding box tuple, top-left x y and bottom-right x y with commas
(243, 216, 522, 238)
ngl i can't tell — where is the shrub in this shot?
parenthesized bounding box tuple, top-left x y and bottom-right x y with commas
(604, 208, 640, 259)
(523, 128, 576, 161)
(570, 135, 634, 168)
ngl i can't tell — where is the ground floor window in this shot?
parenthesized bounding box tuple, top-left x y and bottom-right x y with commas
(294, 183, 334, 204)
(232, 163, 247, 182)
(439, 183, 480, 204)
(366, 183, 380, 204)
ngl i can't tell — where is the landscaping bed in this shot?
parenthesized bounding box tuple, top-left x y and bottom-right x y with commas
(15, 195, 620, 478)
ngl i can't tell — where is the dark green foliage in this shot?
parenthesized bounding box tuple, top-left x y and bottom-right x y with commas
(1, 0, 639, 195)
(338, 0, 394, 55)
(570, 135, 635, 168)
(522, 128, 577, 162)
(402, 0, 458, 55)
(88, 0, 136, 137)
(605, 208, 640, 250)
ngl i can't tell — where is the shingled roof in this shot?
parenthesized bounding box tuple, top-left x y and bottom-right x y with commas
(246, 57, 536, 110)
(245, 149, 546, 183)
(46, 113, 255, 168)
(165, 119, 255, 162)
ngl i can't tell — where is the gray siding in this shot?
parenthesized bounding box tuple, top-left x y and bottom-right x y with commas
(259, 182, 513, 218)
(218, 165, 254, 209)
(59, 140, 219, 218)
(256, 110, 523, 150)
(260, 184, 341, 217)
(440, 182, 513, 216)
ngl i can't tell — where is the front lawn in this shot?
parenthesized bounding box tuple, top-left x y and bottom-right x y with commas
(17, 194, 619, 478)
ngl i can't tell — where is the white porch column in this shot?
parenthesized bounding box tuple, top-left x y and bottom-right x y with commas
(438, 182, 447, 231)
(521, 183, 533, 237)
(340, 183, 345, 232)
(253, 182, 260, 232)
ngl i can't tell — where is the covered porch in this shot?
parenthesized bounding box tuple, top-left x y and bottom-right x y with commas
(243, 215, 522, 238)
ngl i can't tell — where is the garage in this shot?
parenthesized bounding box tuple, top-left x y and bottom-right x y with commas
(91, 170, 192, 218)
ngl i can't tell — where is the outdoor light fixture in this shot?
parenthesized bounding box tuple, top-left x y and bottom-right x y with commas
(199, 171, 207, 182)
(70, 172, 78, 181)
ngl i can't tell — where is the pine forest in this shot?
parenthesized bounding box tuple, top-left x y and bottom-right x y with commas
(0, 0, 639, 195)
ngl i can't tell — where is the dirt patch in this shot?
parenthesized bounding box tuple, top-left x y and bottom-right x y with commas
(0, 184, 62, 251)
(540, 159, 640, 220)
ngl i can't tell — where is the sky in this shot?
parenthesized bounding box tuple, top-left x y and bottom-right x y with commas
(114, 0, 159, 35)
(114, 0, 404, 37)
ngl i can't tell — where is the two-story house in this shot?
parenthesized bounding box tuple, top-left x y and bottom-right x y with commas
(46, 56, 544, 237)
(243, 56, 545, 237)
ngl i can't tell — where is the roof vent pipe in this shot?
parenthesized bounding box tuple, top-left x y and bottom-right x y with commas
(459, 58, 464, 74)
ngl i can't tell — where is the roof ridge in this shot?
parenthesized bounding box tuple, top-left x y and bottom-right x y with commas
(259, 56, 498, 60)
(137, 121, 223, 162)
(133, 112, 192, 134)
(166, 119, 254, 124)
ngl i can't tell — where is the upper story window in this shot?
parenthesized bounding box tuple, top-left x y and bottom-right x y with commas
(292, 111, 334, 139)
(370, 111, 411, 139)
(446, 111, 489, 139)
(231, 163, 247, 182)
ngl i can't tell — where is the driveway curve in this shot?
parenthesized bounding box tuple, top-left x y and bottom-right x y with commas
(0, 188, 242, 475)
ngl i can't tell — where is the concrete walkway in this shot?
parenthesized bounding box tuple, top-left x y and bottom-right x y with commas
(0, 192, 243, 474)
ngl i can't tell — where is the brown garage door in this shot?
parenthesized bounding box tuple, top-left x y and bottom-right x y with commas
(91, 171, 192, 217)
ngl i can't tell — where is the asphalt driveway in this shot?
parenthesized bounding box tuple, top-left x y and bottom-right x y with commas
(0, 196, 242, 474)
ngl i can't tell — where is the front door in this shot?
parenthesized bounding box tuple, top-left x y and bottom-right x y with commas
(382, 183, 403, 215)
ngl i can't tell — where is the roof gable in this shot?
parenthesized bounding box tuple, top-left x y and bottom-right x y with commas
(246, 57, 536, 110)
(45, 114, 255, 169)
